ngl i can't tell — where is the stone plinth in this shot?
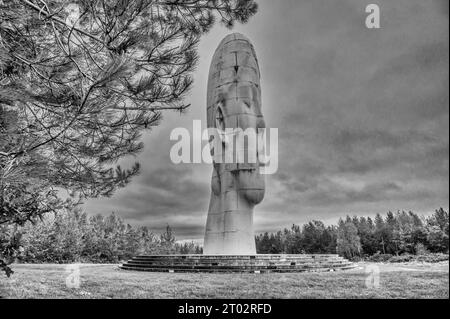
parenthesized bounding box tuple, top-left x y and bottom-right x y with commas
(120, 254, 356, 273)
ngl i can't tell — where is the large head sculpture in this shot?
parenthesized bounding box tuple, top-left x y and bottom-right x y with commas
(203, 33, 265, 255)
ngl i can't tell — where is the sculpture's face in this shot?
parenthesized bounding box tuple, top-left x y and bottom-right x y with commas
(207, 34, 265, 206)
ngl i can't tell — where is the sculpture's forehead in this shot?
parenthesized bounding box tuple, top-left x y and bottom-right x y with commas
(211, 33, 259, 69)
(207, 33, 261, 113)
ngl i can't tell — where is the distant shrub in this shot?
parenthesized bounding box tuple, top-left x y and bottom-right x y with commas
(384, 253, 448, 263)
(414, 243, 430, 256)
(368, 253, 393, 262)
(366, 252, 449, 263)
(415, 253, 449, 263)
(388, 254, 415, 263)
(350, 256, 364, 262)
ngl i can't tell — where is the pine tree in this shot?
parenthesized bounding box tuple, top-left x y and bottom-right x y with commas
(337, 218, 362, 259)
(159, 224, 176, 254)
(0, 0, 258, 275)
(374, 213, 386, 254)
(0, 0, 258, 222)
(355, 216, 376, 256)
(427, 208, 449, 253)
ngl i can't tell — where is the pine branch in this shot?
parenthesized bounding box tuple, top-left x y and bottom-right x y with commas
(19, 0, 104, 44)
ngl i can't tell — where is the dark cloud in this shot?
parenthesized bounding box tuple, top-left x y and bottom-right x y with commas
(435, 0, 449, 16)
(307, 181, 402, 205)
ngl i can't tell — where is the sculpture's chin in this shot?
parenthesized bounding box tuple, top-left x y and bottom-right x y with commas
(238, 169, 265, 205)
(242, 188, 265, 205)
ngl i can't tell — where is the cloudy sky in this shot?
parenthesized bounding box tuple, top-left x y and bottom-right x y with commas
(85, 0, 449, 241)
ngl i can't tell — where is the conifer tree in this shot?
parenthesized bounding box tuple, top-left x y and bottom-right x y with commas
(0, 0, 258, 275)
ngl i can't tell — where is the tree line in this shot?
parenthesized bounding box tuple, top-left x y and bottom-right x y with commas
(255, 208, 449, 259)
(1, 208, 202, 268)
(1, 207, 448, 277)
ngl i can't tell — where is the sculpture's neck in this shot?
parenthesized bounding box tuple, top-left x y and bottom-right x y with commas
(203, 170, 257, 255)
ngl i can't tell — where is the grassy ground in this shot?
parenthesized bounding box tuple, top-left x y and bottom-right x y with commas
(0, 261, 448, 299)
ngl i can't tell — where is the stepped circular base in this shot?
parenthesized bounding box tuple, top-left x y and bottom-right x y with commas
(120, 254, 356, 273)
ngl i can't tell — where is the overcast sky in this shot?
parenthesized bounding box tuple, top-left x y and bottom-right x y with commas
(84, 0, 449, 241)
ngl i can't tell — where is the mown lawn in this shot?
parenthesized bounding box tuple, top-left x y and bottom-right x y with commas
(0, 262, 448, 299)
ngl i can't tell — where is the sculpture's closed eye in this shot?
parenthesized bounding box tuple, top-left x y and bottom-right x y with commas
(215, 105, 225, 131)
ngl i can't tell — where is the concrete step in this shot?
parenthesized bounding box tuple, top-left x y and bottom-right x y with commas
(120, 254, 355, 273)
(120, 264, 351, 269)
(134, 254, 340, 259)
(120, 264, 356, 273)
(131, 257, 346, 262)
(131, 258, 345, 263)
(123, 259, 347, 266)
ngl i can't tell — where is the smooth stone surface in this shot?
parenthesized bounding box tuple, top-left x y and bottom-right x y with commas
(204, 33, 265, 255)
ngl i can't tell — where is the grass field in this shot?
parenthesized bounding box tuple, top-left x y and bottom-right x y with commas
(0, 262, 448, 299)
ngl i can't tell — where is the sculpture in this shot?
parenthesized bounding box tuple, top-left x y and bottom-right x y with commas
(121, 33, 355, 273)
(203, 33, 265, 255)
